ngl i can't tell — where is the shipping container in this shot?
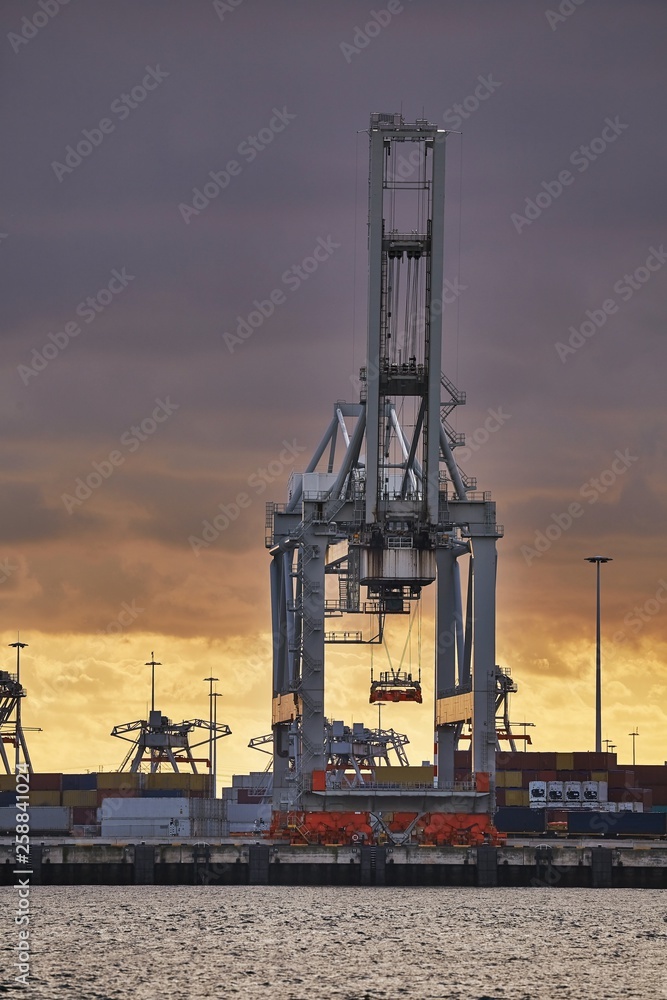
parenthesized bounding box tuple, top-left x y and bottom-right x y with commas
(538, 770, 557, 782)
(633, 765, 667, 786)
(143, 772, 193, 791)
(101, 818, 190, 838)
(582, 781, 599, 803)
(62, 790, 98, 808)
(565, 781, 582, 804)
(608, 769, 635, 789)
(567, 811, 666, 837)
(503, 771, 522, 788)
(556, 752, 574, 770)
(72, 806, 98, 825)
(97, 796, 190, 822)
(189, 774, 212, 793)
(505, 789, 528, 807)
(0, 791, 16, 807)
(494, 788, 506, 807)
(591, 771, 608, 782)
(529, 781, 547, 806)
(653, 786, 667, 806)
(494, 807, 546, 834)
(29, 790, 61, 806)
(62, 773, 97, 791)
(521, 770, 540, 789)
(546, 781, 564, 804)
(0, 775, 16, 792)
(97, 771, 141, 790)
(141, 788, 185, 798)
(30, 773, 62, 791)
(0, 805, 71, 834)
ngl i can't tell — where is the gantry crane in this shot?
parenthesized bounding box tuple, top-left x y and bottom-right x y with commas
(266, 113, 503, 814)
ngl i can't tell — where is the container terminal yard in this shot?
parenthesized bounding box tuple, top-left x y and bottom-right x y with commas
(1, 114, 665, 887)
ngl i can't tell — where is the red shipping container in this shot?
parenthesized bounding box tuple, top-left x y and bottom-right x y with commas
(634, 765, 667, 786)
(653, 786, 667, 806)
(609, 786, 644, 804)
(72, 806, 98, 825)
(538, 770, 557, 781)
(608, 770, 635, 789)
(30, 773, 62, 791)
(522, 770, 540, 789)
(495, 788, 506, 807)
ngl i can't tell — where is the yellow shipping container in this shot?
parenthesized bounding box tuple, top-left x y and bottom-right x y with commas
(378, 765, 434, 785)
(97, 772, 141, 790)
(189, 774, 212, 793)
(495, 772, 506, 788)
(62, 790, 98, 808)
(556, 752, 574, 770)
(505, 789, 529, 807)
(503, 771, 522, 788)
(591, 771, 608, 782)
(144, 772, 193, 791)
(29, 790, 61, 806)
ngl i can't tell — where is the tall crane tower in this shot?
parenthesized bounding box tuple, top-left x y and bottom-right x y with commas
(266, 113, 503, 813)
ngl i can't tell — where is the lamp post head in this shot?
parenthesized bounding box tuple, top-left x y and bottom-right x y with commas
(584, 556, 613, 564)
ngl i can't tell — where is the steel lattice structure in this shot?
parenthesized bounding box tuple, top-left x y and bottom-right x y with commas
(267, 113, 503, 813)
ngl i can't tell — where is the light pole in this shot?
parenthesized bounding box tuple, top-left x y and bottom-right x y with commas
(8, 640, 28, 771)
(629, 728, 639, 766)
(212, 691, 222, 798)
(145, 652, 161, 713)
(376, 701, 387, 732)
(585, 556, 613, 753)
(204, 676, 218, 794)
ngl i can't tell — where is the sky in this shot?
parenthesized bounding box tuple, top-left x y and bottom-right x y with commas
(2, 0, 666, 783)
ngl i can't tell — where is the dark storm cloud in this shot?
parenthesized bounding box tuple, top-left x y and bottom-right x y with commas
(1, 0, 666, 659)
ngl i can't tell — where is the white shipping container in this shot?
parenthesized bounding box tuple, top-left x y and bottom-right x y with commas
(582, 781, 599, 803)
(546, 781, 564, 804)
(0, 805, 72, 833)
(97, 797, 190, 822)
(102, 817, 191, 838)
(529, 781, 547, 804)
(565, 781, 582, 803)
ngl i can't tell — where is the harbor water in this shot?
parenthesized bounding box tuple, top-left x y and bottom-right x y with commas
(1, 885, 665, 998)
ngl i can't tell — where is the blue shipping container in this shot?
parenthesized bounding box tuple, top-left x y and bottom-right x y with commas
(62, 773, 97, 791)
(495, 807, 546, 834)
(0, 791, 17, 807)
(567, 811, 667, 837)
